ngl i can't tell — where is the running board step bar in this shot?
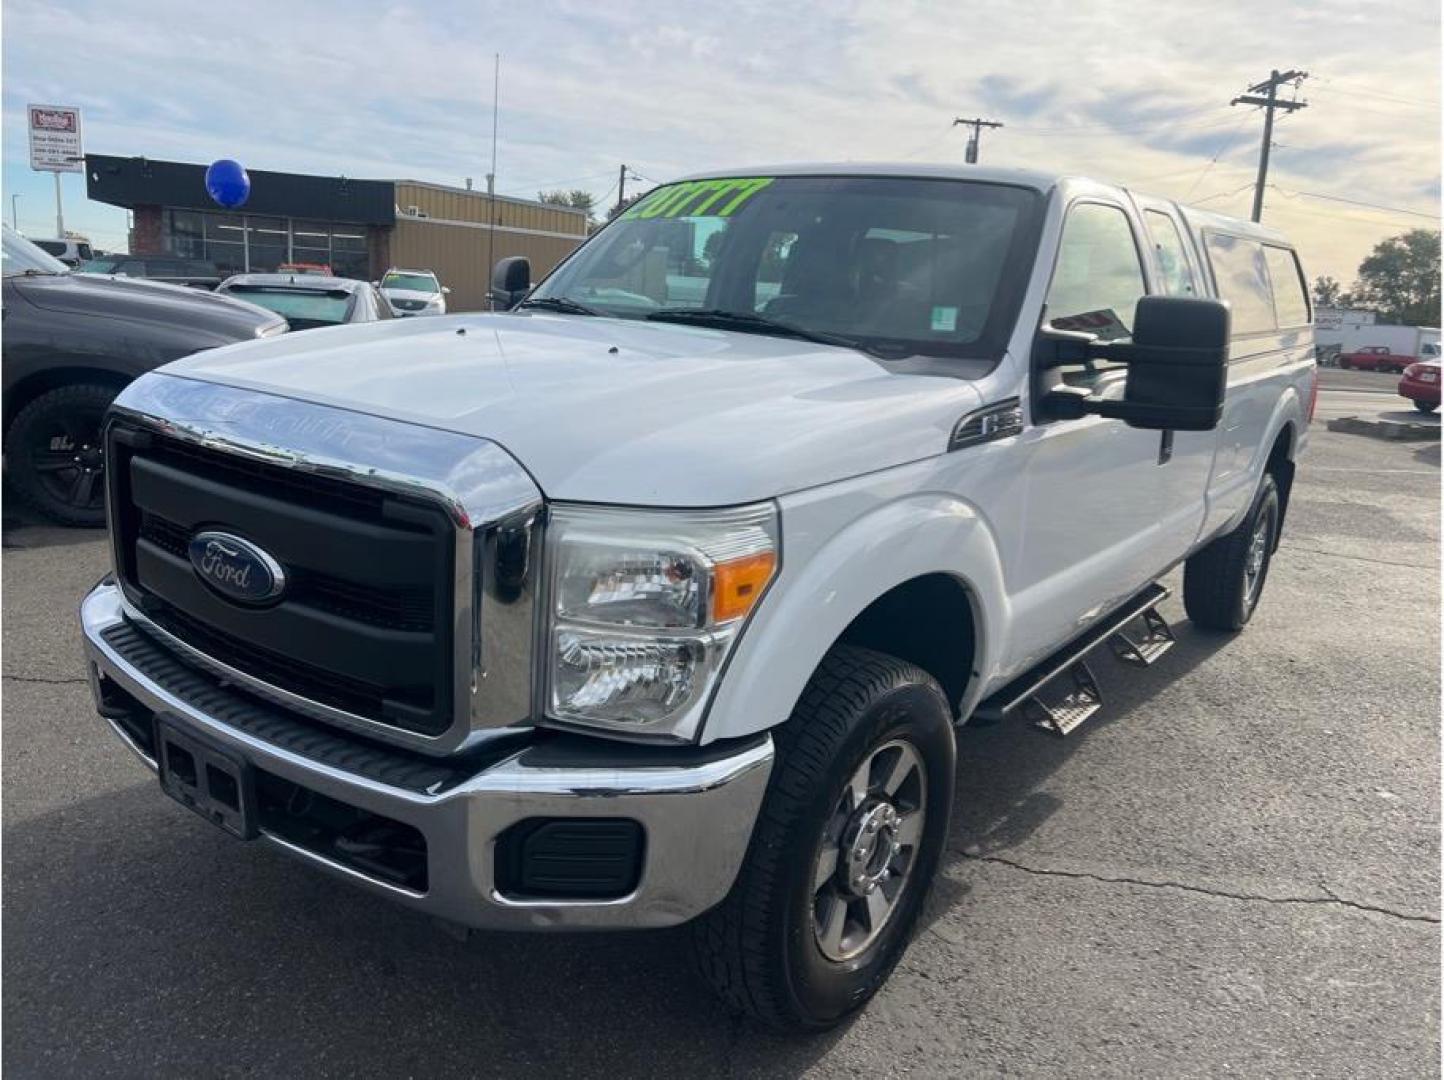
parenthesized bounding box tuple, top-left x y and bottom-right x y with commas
(1026, 660, 1103, 736)
(1109, 607, 1176, 667)
(972, 583, 1172, 734)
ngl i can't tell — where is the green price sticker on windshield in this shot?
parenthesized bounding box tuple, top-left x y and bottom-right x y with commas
(623, 177, 774, 221)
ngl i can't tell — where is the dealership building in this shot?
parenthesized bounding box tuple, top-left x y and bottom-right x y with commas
(85, 154, 589, 310)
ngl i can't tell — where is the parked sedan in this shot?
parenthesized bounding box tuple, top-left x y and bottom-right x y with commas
(1398, 359, 1441, 413)
(215, 273, 391, 330)
(379, 267, 449, 315)
(2, 226, 285, 526)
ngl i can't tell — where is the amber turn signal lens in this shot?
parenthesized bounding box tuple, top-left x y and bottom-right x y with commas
(711, 552, 777, 623)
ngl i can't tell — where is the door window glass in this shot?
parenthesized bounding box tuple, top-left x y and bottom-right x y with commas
(1045, 203, 1146, 341)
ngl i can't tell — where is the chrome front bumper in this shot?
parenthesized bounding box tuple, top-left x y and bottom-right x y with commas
(80, 582, 773, 930)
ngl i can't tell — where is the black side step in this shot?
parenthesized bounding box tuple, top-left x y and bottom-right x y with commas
(972, 583, 1171, 727)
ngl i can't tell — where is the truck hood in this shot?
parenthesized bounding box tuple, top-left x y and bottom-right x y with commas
(15, 271, 285, 340)
(160, 312, 982, 505)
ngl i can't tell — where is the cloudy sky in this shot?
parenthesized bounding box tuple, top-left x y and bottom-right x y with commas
(3, 0, 1438, 284)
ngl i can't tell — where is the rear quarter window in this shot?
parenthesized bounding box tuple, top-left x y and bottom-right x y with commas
(1262, 245, 1310, 327)
(1204, 232, 1276, 335)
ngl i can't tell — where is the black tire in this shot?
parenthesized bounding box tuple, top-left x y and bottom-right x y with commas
(3, 383, 117, 527)
(1338, 358, 1351, 370)
(1413, 400, 1438, 414)
(1183, 473, 1280, 631)
(692, 645, 955, 1030)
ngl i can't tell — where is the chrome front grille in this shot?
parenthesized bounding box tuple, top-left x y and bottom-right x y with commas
(104, 374, 544, 755)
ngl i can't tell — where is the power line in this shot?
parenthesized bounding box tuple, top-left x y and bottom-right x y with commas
(1231, 67, 1309, 221)
(1312, 77, 1440, 108)
(1182, 110, 1258, 200)
(1191, 181, 1258, 206)
(952, 117, 1003, 163)
(1005, 104, 1227, 137)
(1267, 184, 1439, 220)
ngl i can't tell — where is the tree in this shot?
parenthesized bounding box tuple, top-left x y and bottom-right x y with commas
(1351, 229, 1441, 326)
(1311, 275, 1343, 308)
(606, 193, 644, 221)
(538, 189, 597, 228)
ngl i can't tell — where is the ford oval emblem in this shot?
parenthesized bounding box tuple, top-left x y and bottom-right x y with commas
(187, 531, 286, 605)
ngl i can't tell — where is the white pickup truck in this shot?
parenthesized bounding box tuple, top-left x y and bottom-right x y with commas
(81, 164, 1315, 1029)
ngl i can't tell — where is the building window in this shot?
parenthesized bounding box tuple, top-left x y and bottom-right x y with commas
(163, 210, 369, 277)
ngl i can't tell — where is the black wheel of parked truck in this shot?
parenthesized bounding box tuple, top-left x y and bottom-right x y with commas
(1414, 400, 1438, 414)
(693, 644, 955, 1030)
(3, 383, 117, 528)
(1183, 473, 1280, 632)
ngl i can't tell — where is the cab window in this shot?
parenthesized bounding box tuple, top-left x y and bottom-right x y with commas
(1263, 245, 1310, 327)
(1204, 233, 1275, 335)
(1142, 210, 1197, 297)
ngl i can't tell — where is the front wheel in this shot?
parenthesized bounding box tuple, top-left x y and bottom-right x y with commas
(3, 383, 117, 527)
(1413, 400, 1438, 414)
(692, 645, 955, 1030)
(1183, 473, 1280, 631)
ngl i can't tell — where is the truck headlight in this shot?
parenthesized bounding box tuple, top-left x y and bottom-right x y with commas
(545, 503, 779, 738)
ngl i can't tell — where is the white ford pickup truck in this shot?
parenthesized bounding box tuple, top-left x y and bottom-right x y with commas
(81, 164, 1315, 1029)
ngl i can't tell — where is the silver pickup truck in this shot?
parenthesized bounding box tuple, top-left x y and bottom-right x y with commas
(80, 164, 1315, 1029)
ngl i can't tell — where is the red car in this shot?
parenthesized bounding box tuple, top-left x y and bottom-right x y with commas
(1339, 345, 1419, 373)
(1399, 359, 1441, 413)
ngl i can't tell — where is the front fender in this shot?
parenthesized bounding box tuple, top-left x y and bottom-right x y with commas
(700, 486, 1009, 744)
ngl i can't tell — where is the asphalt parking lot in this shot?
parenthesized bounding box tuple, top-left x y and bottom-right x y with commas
(3, 399, 1438, 1078)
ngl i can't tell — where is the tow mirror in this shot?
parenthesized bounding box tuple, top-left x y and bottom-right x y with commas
(488, 256, 531, 310)
(1038, 296, 1230, 431)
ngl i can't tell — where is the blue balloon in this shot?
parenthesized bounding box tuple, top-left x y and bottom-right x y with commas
(205, 159, 250, 209)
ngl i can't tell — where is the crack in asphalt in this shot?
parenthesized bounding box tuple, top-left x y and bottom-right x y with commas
(1281, 544, 1429, 569)
(955, 850, 1440, 926)
(3, 674, 89, 685)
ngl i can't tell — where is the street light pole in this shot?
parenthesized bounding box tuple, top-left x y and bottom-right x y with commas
(54, 172, 64, 237)
(11, 193, 21, 231)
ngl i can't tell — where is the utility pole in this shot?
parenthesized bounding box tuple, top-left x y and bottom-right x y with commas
(616, 163, 628, 215)
(54, 172, 64, 237)
(1231, 69, 1308, 222)
(486, 52, 500, 304)
(11, 193, 20, 231)
(952, 117, 1003, 164)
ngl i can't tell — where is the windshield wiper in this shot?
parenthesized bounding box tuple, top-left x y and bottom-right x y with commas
(644, 308, 906, 359)
(515, 295, 600, 316)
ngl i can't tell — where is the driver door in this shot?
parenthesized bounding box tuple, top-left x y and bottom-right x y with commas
(1008, 198, 1202, 666)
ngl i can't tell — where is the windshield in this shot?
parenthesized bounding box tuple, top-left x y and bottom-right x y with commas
(382, 272, 438, 293)
(79, 256, 124, 273)
(2, 226, 69, 276)
(221, 285, 354, 327)
(528, 176, 1042, 359)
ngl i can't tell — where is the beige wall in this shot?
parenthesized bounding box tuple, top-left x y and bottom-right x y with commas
(387, 183, 588, 312)
(389, 219, 582, 313)
(396, 182, 588, 236)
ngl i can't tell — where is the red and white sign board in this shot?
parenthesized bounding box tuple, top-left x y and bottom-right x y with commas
(28, 104, 83, 172)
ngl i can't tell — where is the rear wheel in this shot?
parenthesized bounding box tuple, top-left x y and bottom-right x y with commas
(692, 645, 955, 1030)
(1183, 473, 1280, 631)
(3, 383, 117, 527)
(1413, 400, 1437, 414)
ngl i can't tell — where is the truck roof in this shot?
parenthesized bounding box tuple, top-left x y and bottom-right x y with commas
(674, 162, 1294, 248)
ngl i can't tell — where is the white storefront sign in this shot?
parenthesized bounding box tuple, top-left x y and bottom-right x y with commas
(28, 104, 84, 172)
